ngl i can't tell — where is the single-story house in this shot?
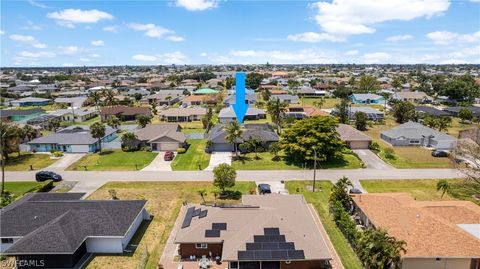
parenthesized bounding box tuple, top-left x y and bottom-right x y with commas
(415, 106, 451, 117)
(351, 193, 480, 269)
(194, 88, 219, 95)
(336, 124, 372, 149)
(54, 97, 87, 108)
(100, 106, 151, 121)
(174, 194, 332, 269)
(393, 91, 432, 103)
(271, 94, 299, 104)
(0, 193, 150, 269)
(218, 107, 266, 123)
(159, 107, 207, 122)
(184, 95, 219, 106)
(142, 93, 182, 106)
(134, 124, 186, 151)
(28, 125, 117, 153)
(296, 87, 328, 98)
(0, 108, 45, 122)
(125, 88, 149, 97)
(350, 94, 385, 105)
(380, 121, 456, 150)
(283, 106, 328, 119)
(224, 94, 257, 107)
(50, 108, 98, 122)
(26, 114, 60, 128)
(206, 124, 278, 152)
(10, 97, 51, 107)
(443, 106, 480, 118)
(348, 107, 384, 122)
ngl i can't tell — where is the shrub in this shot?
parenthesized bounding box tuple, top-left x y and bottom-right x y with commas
(369, 142, 380, 152)
(36, 180, 54, 192)
(384, 147, 396, 159)
(219, 190, 242, 200)
(177, 148, 186, 154)
(53, 151, 64, 157)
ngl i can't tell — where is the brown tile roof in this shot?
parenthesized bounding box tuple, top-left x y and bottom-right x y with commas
(336, 124, 372, 142)
(352, 193, 480, 258)
(100, 105, 151, 116)
(185, 95, 205, 102)
(270, 89, 288, 95)
(134, 124, 186, 143)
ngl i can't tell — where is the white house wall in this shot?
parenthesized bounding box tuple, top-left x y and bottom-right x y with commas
(86, 237, 123, 253)
(122, 208, 150, 248)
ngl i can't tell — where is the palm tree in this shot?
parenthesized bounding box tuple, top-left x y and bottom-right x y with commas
(312, 98, 325, 109)
(224, 121, 243, 158)
(89, 91, 102, 111)
(90, 122, 106, 153)
(106, 115, 120, 129)
(121, 132, 138, 151)
(266, 98, 288, 133)
(103, 89, 116, 106)
(261, 89, 271, 101)
(198, 189, 207, 204)
(436, 179, 452, 198)
(0, 123, 22, 194)
(211, 189, 220, 206)
(47, 118, 61, 133)
(22, 125, 37, 141)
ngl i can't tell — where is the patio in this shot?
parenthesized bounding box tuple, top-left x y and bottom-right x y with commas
(177, 260, 227, 269)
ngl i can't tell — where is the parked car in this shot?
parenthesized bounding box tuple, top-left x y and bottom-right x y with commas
(432, 150, 449, 157)
(258, 184, 272, 195)
(349, 188, 363, 194)
(164, 151, 175, 161)
(35, 171, 62, 182)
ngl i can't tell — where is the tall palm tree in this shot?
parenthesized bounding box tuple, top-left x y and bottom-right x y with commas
(436, 179, 451, 198)
(121, 132, 138, 151)
(224, 121, 243, 157)
(266, 98, 288, 133)
(106, 115, 120, 129)
(103, 89, 116, 106)
(89, 91, 102, 111)
(312, 98, 325, 109)
(22, 125, 37, 141)
(90, 122, 106, 153)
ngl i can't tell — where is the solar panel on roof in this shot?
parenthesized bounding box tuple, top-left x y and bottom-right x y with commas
(287, 250, 305, 260)
(212, 222, 227, 230)
(262, 242, 279, 250)
(253, 235, 269, 242)
(238, 251, 255, 260)
(181, 207, 195, 228)
(264, 228, 280, 235)
(269, 235, 286, 242)
(278, 242, 295, 250)
(192, 208, 201, 217)
(254, 250, 272, 260)
(246, 243, 261, 251)
(271, 250, 288, 260)
(205, 229, 221, 237)
(198, 209, 208, 218)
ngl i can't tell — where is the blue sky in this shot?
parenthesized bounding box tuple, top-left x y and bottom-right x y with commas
(1, 0, 479, 66)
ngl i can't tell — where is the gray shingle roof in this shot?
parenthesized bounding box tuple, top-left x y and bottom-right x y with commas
(218, 106, 266, 118)
(207, 124, 279, 144)
(381, 121, 455, 141)
(0, 108, 45, 117)
(28, 125, 116, 145)
(1, 193, 146, 254)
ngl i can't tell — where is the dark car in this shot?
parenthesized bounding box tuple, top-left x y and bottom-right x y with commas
(35, 171, 62, 182)
(432, 150, 449, 157)
(258, 184, 272, 195)
(349, 188, 363, 194)
(164, 151, 175, 161)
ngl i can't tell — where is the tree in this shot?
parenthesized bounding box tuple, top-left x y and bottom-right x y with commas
(442, 75, 480, 103)
(423, 115, 438, 129)
(22, 125, 37, 141)
(136, 115, 152, 128)
(106, 115, 120, 129)
(201, 107, 214, 132)
(312, 98, 325, 109)
(436, 179, 451, 198)
(354, 111, 367, 131)
(224, 121, 243, 157)
(121, 132, 138, 151)
(392, 101, 415, 123)
(90, 122, 106, 153)
(213, 163, 236, 191)
(151, 103, 158, 116)
(47, 117, 61, 132)
(89, 91, 102, 111)
(391, 76, 402, 90)
(357, 76, 380, 93)
(246, 137, 260, 159)
(246, 73, 264, 89)
(261, 88, 271, 101)
(459, 108, 474, 123)
(437, 117, 451, 132)
(0, 124, 22, 194)
(103, 89, 117, 106)
(335, 99, 350, 124)
(266, 98, 288, 133)
(332, 84, 352, 99)
(133, 93, 143, 102)
(198, 189, 207, 204)
(280, 117, 345, 163)
(329, 176, 353, 210)
(268, 142, 281, 160)
(356, 229, 406, 269)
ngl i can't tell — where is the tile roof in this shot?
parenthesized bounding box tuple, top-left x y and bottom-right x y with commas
(352, 193, 480, 257)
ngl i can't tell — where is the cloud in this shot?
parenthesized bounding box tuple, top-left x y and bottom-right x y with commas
(312, 0, 450, 38)
(344, 50, 359, 56)
(47, 9, 113, 28)
(200, 52, 208, 57)
(22, 20, 43, 31)
(426, 30, 480, 45)
(91, 40, 105, 46)
(132, 51, 189, 64)
(128, 23, 184, 41)
(18, 51, 55, 58)
(9, 34, 47, 48)
(103, 25, 119, 33)
(79, 58, 91, 62)
(89, 53, 101, 58)
(363, 52, 391, 63)
(175, 0, 218, 11)
(28, 0, 49, 9)
(287, 32, 344, 42)
(0, 30, 4, 35)
(59, 46, 81, 55)
(386, 34, 413, 42)
(132, 54, 157, 61)
(226, 49, 338, 64)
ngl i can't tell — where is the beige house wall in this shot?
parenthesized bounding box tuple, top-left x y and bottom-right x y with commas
(402, 257, 474, 269)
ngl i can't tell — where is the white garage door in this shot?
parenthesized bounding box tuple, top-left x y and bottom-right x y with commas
(157, 143, 179, 151)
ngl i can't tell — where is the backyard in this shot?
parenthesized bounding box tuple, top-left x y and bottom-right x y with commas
(171, 139, 211, 170)
(232, 152, 363, 170)
(4, 153, 57, 171)
(85, 181, 256, 269)
(360, 179, 480, 205)
(300, 97, 340, 109)
(286, 181, 363, 269)
(67, 149, 158, 171)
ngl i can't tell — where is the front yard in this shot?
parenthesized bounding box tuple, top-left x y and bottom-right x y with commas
(85, 181, 256, 269)
(286, 181, 363, 269)
(67, 150, 158, 171)
(232, 152, 363, 170)
(171, 139, 211, 170)
(360, 179, 480, 205)
(4, 153, 57, 171)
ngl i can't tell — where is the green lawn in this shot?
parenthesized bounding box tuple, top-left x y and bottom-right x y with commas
(300, 97, 340, 108)
(286, 181, 363, 269)
(62, 115, 101, 126)
(181, 128, 205, 134)
(361, 179, 480, 205)
(86, 181, 256, 269)
(67, 150, 158, 171)
(232, 152, 363, 170)
(1, 181, 53, 208)
(5, 153, 57, 171)
(171, 139, 211, 170)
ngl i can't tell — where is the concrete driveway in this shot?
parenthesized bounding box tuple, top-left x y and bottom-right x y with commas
(255, 180, 288, 194)
(205, 152, 232, 170)
(45, 153, 86, 171)
(141, 152, 173, 171)
(353, 149, 393, 170)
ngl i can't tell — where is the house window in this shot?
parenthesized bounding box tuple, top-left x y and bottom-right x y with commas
(409, 140, 420, 144)
(1, 238, 13, 244)
(230, 262, 238, 269)
(195, 243, 208, 249)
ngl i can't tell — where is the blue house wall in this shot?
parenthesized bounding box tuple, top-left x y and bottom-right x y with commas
(350, 95, 385, 104)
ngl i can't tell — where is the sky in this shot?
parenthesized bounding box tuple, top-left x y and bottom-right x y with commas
(0, 0, 479, 66)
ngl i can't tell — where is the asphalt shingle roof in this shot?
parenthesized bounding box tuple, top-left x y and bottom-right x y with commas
(28, 125, 116, 145)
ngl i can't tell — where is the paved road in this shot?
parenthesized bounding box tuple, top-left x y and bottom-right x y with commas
(353, 149, 393, 170)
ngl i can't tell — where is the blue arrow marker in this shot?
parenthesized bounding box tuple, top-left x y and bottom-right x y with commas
(233, 72, 248, 124)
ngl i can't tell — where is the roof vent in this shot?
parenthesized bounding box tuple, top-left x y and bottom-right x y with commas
(33, 216, 38, 220)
